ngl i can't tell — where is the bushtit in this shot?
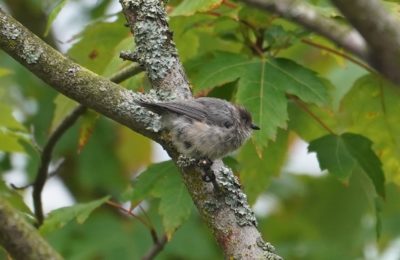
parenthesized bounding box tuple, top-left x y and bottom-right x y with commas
(138, 97, 260, 160)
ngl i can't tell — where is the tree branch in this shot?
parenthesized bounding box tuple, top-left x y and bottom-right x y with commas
(119, 0, 191, 98)
(119, 1, 281, 258)
(0, 8, 160, 141)
(331, 0, 400, 84)
(239, 0, 368, 59)
(33, 64, 144, 227)
(240, 0, 400, 86)
(0, 197, 62, 260)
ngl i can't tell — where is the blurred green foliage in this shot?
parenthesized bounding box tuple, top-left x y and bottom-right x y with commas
(1, 0, 400, 259)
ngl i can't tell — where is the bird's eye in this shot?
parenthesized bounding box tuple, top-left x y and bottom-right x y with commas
(240, 113, 250, 125)
(224, 121, 233, 128)
(238, 107, 252, 125)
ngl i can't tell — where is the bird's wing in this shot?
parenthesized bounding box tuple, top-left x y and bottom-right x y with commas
(138, 100, 207, 122)
(196, 97, 235, 127)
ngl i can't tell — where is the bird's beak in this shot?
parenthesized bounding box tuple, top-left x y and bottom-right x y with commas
(251, 123, 260, 130)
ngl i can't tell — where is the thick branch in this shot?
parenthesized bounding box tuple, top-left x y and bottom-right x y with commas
(0, 8, 159, 141)
(0, 197, 62, 260)
(331, 0, 400, 84)
(239, 0, 368, 59)
(119, 0, 281, 258)
(120, 0, 191, 98)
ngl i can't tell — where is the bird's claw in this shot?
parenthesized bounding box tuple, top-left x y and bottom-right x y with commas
(197, 158, 213, 169)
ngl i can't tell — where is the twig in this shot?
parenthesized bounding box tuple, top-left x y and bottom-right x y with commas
(106, 200, 151, 228)
(10, 183, 31, 190)
(108, 64, 144, 83)
(239, 0, 368, 59)
(142, 234, 168, 260)
(106, 200, 167, 259)
(33, 105, 87, 226)
(33, 64, 144, 226)
(289, 95, 336, 135)
(301, 38, 373, 72)
(11, 158, 64, 190)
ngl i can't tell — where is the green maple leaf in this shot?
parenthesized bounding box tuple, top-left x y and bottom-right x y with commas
(187, 52, 330, 151)
(309, 133, 385, 198)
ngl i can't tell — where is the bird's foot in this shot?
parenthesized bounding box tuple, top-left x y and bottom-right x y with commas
(197, 158, 213, 169)
(197, 158, 220, 191)
(201, 168, 216, 183)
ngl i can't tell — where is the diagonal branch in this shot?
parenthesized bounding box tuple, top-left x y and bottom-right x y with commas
(239, 0, 368, 59)
(240, 0, 400, 86)
(119, 0, 191, 98)
(331, 0, 400, 84)
(0, 197, 62, 260)
(119, 1, 281, 259)
(0, 8, 159, 141)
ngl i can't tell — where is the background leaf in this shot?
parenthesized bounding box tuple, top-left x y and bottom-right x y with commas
(0, 103, 29, 152)
(152, 168, 192, 236)
(123, 160, 192, 236)
(0, 181, 32, 215)
(188, 52, 329, 149)
(122, 161, 175, 204)
(78, 110, 99, 153)
(339, 74, 400, 185)
(171, 0, 223, 16)
(308, 134, 356, 182)
(68, 16, 128, 74)
(44, 0, 69, 36)
(40, 196, 110, 235)
(0, 67, 12, 77)
(309, 133, 385, 197)
(50, 94, 78, 132)
(342, 133, 385, 198)
(238, 129, 289, 203)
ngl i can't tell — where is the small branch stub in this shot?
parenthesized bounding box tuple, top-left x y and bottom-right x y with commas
(120, 0, 191, 98)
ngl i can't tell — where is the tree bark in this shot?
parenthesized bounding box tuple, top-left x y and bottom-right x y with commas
(331, 0, 400, 84)
(241, 0, 400, 86)
(0, 197, 62, 260)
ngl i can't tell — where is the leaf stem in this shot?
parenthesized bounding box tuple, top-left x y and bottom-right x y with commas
(141, 234, 168, 260)
(301, 38, 373, 72)
(106, 200, 151, 228)
(106, 199, 168, 260)
(291, 96, 336, 135)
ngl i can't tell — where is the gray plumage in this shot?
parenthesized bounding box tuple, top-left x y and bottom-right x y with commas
(138, 97, 259, 160)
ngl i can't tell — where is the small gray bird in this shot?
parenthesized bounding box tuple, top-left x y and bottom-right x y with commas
(138, 97, 260, 160)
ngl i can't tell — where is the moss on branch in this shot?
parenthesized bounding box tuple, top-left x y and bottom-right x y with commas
(0, 197, 62, 260)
